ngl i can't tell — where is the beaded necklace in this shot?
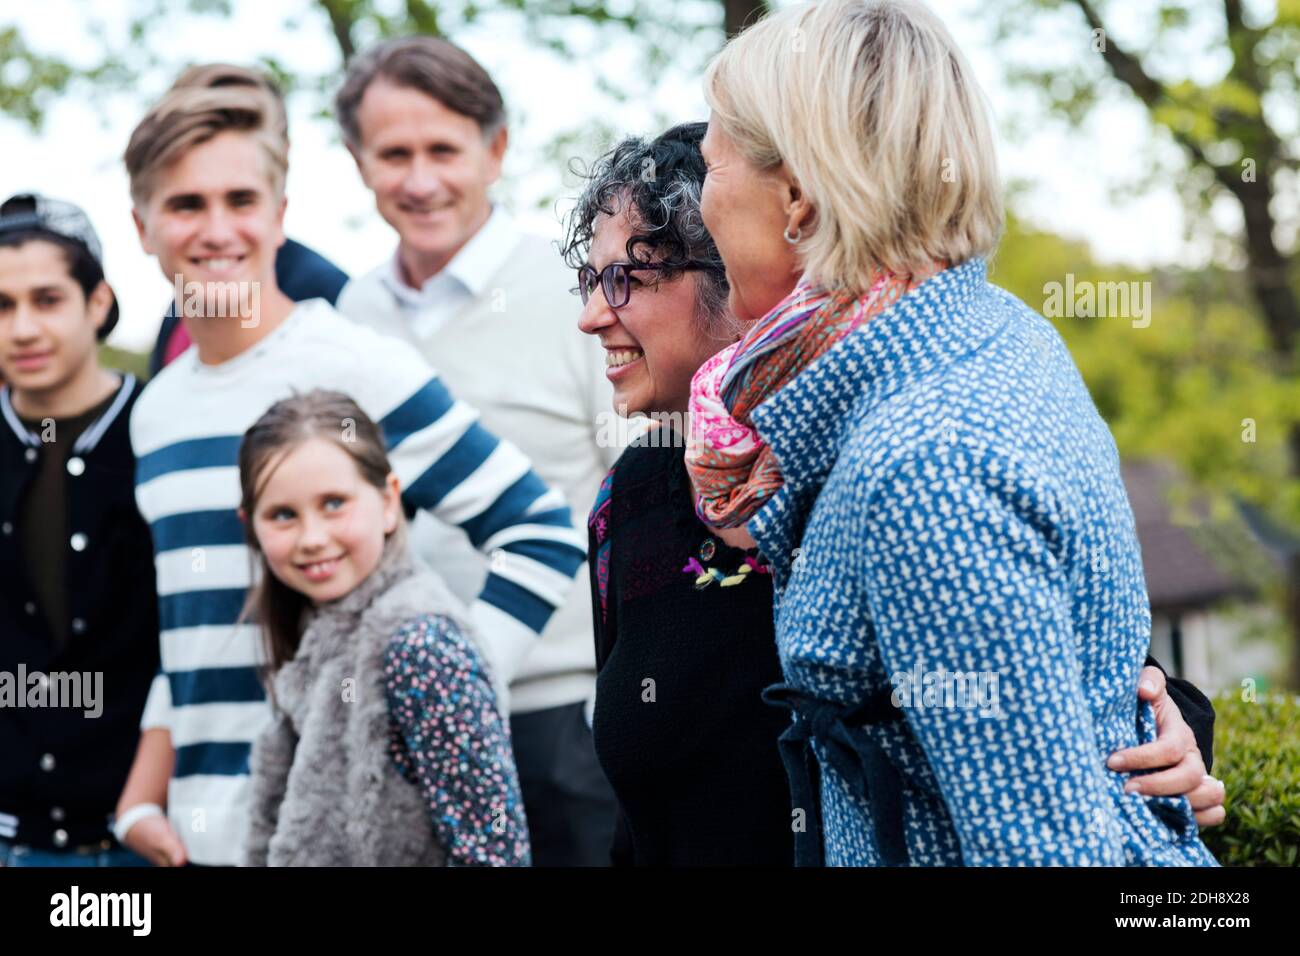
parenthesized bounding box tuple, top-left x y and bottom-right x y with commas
(682, 536, 771, 589)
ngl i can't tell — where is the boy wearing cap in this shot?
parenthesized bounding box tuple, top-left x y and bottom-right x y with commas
(0, 194, 158, 866)
(115, 82, 585, 867)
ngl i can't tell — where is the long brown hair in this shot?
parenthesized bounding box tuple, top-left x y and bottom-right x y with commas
(238, 389, 402, 674)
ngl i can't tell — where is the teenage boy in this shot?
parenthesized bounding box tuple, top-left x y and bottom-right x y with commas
(335, 36, 619, 867)
(149, 64, 349, 375)
(0, 194, 158, 866)
(114, 83, 586, 867)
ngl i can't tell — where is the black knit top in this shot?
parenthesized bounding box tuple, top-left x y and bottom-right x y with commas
(588, 432, 794, 866)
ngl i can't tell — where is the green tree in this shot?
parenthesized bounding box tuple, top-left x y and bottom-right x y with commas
(0, 0, 769, 129)
(316, 0, 767, 59)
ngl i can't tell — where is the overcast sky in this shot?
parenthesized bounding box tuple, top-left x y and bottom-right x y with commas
(4, 0, 1228, 353)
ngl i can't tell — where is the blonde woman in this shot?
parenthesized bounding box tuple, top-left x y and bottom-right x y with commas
(685, 0, 1220, 865)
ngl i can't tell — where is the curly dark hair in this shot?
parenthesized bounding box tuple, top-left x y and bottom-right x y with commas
(561, 122, 734, 339)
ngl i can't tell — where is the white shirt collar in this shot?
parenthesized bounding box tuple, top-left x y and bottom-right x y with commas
(382, 205, 519, 305)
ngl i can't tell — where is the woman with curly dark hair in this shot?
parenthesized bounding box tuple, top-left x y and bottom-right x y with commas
(565, 123, 795, 865)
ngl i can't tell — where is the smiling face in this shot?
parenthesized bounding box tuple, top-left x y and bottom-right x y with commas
(249, 437, 401, 605)
(351, 79, 506, 280)
(132, 130, 286, 303)
(0, 240, 110, 395)
(699, 116, 802, 323)
(575, 204, 724, 418)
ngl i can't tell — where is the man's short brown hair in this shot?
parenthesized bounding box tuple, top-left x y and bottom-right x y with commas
(124, 85, 289, 210)
(334, 37, 505, 149)
(169, 63, 289, 147)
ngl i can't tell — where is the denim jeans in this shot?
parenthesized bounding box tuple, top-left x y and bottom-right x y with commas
(0, 838, 150, 867)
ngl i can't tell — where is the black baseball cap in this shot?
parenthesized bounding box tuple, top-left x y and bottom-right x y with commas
(0, 193, 120, 339)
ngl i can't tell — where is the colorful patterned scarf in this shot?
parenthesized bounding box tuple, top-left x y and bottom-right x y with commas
(685, 271, 921, 528)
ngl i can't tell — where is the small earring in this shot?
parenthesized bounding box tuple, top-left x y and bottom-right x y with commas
(783, 226, 802, 244)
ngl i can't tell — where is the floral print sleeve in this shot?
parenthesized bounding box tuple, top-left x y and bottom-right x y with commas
(384, 614, 531, 867)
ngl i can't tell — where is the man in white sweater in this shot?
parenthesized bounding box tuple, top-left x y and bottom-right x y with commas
(334, 37, 620, 865)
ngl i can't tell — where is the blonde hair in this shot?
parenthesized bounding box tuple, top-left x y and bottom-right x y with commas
(124, 85, 288, 209)
(704, 0, 1002, 292)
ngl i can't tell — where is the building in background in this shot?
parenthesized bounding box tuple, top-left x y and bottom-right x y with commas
(1125, 459, 1288, 693)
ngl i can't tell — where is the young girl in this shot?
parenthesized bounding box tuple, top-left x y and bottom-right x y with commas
(238, 389, 529, 866)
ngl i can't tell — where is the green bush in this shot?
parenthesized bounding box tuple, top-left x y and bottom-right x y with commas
(1199, 692, 1300, 866)
(100, 344, 149, 381)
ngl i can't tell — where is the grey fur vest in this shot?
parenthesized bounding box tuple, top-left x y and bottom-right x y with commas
(244, 536, 482, 866)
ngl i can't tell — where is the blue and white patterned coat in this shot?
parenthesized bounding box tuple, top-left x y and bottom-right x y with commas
(748, 258, 1218, 867)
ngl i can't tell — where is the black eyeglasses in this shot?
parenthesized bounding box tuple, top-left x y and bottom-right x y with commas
(575, 260, 714, 309)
